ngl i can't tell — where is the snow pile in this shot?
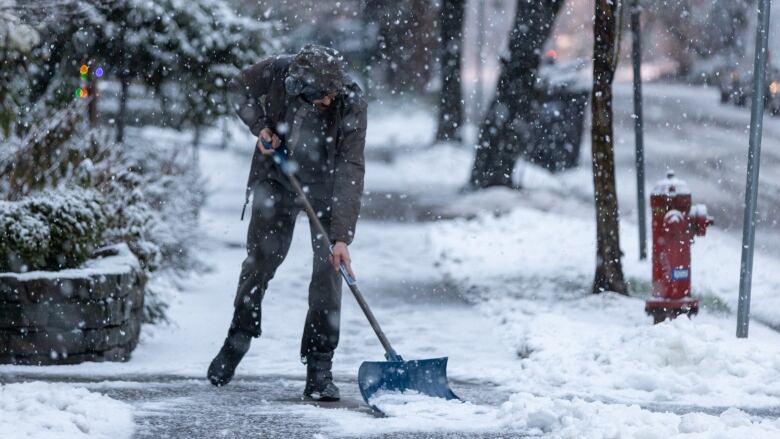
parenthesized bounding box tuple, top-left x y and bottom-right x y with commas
(499, 297, 780, 407)
(287, 391, 780, 438)
(499, 393, 780, 438)
(0, 382, 134, 439)
(429, 206, 780, 408)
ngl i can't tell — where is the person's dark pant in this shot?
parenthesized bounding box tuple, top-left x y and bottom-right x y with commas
(230, 179, 342, 359)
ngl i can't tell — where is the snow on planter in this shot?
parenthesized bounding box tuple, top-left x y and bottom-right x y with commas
(0, 244, 144, 365)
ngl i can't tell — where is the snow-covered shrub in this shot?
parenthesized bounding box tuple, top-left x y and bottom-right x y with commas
(0, 187, 107, 272)
(118, 142, 204, 262)
(0, 203, 50, 272)
(0, 101, 115, 200)
(99, 140, 206, 322)
(0, 102, 204, 321)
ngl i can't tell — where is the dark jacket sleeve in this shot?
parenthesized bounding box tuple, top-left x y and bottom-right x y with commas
(228, 57, 278, 136)
(329, 94, 367, 245)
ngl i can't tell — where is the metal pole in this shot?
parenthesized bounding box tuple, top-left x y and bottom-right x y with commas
(475, 0, 485, 121)
(737, 0, 772, 339)
(630, 0, 647, 260)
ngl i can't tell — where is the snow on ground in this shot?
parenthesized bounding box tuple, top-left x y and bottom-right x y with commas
(0, 143, 518, 389)
(365, 102, 436, 149)
(4, 85, 780, 437)
(0, 382, 134, 439)
(366, 143, 473, 194)
(274, 390, 780, 438)
(428, 195, 780, 409)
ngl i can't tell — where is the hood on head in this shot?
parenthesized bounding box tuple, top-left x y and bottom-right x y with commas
(286, 44, 347, 98)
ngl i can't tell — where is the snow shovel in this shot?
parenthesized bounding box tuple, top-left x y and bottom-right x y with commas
(264, 142, 460, 410)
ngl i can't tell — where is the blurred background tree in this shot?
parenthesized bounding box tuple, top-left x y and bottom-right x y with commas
(435, 0, 465, 143)
(591, 0, 626, 294)
(0, 0, 278, 321)
(4, 0, 277, 142)
(469, 0, 565, 188)
(0, 1, 40, 137)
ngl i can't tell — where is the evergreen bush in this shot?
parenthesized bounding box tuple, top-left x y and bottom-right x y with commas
(0, 187, 107, 272)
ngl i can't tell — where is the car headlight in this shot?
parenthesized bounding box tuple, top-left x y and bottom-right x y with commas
(770, 81, 780, 95)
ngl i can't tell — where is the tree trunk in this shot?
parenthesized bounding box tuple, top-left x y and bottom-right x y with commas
(435, 0, 465, 143)
(88, 76, 98, 128)
(221, 117, 229, 150)
(364, 0, 436, 95)
(469, 0, 563, 188)
(116, 75, 129, 143)
(591, 0, 627, 294)
(192, 123, 201, 149)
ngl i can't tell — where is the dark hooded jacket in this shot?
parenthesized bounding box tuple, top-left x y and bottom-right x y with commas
(228, 50, 367, 245)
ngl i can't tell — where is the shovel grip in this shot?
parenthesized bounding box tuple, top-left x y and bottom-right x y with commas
(329, 245, 357, 286)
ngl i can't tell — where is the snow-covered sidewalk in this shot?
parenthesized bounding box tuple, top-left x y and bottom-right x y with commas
(4, 96, 780, 437)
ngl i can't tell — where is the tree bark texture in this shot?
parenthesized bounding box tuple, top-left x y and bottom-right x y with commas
(591, 0, 628, 294)
(435, 0, 465, 142)
(116, 75, 128, 143)
(469, 0, 564, 188)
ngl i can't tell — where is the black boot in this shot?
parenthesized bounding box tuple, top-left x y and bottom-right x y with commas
(207, 329, 252, 386)
(303, 351, 340, 401)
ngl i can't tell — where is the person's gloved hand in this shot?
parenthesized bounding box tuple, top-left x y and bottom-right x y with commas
(258, 127, 281, 156)
(330, 241, 355, 280)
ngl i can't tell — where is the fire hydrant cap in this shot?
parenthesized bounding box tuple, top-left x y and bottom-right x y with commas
(652, 169, 691, 196)
(689, 204, 709, 217)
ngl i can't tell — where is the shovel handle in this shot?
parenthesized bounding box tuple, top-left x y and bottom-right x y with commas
(267, 143, 403, 363)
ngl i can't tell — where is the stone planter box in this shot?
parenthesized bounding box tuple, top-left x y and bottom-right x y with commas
(0, 244, 144, 365)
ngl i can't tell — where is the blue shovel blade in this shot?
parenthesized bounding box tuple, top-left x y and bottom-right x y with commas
(357, 357, 459, 409)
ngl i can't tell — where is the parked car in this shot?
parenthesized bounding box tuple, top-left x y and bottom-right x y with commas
(718, 64, 780, 112)
(766, 79, 780, 115)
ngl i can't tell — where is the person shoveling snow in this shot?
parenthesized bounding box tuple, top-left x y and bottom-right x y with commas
(207, 44, 366, 402)
(208, 44, 459, 411)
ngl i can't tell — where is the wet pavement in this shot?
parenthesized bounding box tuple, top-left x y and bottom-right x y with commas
(1, 373, 519, 438)
(5, 369, 778, 438)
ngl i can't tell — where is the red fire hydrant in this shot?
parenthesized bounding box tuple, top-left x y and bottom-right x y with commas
(645, 170, 714, 324)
